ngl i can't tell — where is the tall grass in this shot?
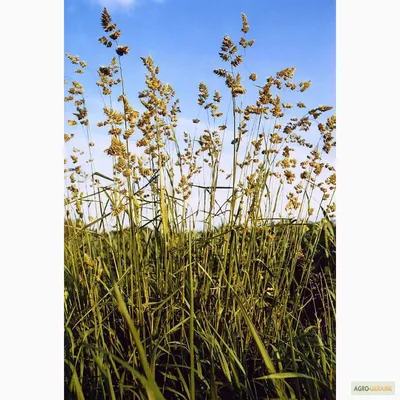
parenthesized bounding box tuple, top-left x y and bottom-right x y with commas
(65, 9, 336, 399)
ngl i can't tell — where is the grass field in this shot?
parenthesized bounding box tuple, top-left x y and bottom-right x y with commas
(64, 9, 336, 399)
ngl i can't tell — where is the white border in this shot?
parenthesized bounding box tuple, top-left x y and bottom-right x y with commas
(337, 0, 399, 398)
(1, 0, 63, 398)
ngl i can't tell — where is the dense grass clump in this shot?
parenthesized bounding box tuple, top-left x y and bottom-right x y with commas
(65, 9, 335, 399)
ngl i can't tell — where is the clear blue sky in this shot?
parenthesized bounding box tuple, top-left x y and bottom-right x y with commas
(65, 0, 335, 119)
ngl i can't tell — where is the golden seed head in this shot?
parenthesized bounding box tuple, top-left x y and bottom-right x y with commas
(99, 66, 112, 76)
(64, 133, 74, 142)
(122, 169, 133, 177)
(116, 45, 129, 56)
(213, 91, 222, 102)
(105, 23, 116, 33)
(285, 82, 296, 90)
(241, 13, 250, 33)
(221, 35, 234, 52)
(101, 8, 112, 30)
(284, 169, 296, 184)
(327, 115, 336, 130)
(110, 30, 121, 40)
(219, 52, 230, 62)
(277, 67, 296, 81)
(249, 73, 257, 81)
(231, 55, 243, 67)
(214, 68, 228, 78)
(299, 80, 312, 92)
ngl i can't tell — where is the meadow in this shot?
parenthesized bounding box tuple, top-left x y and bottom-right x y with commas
(64, 9, 336, 399)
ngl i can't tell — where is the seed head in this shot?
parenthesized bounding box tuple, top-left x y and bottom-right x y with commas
(241, 13, 250, 33)
(249, 73, 257, 81)
(116, 46, 129, 56)
(101, 8, 112, 30)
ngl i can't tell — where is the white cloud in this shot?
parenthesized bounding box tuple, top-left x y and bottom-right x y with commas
(97, 0, 138, 8)
(96, 0, 165, 9)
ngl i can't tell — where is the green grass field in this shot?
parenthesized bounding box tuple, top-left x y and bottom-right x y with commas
(65, 9, 336, 399)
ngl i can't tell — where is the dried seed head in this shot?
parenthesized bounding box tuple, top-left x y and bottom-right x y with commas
(99, 66, 112, 76)
(64, 133, 74, 142)
(231, 55, 243, 67)
(299, 81, 312, 92)
(284, 169, 296, 184)
(277, 67, 296, 81)
(213, 91, 222, 102)
(105, 137, 126, 157)
(198, 82, 209, 106)
(327, 115, 336, 130)
(285, 82, 296, 90)
(221, 35, 234, 53)
(105, 23, 116, 33)
(101, 8, 112, 30)
(249, 73, 257, 81)
(219, 53, 230, 62)
(241, 13, 250, 33)
(214, 68, 228, 78)
(116, 46, 129, 56)
(109, 30, 121, 40)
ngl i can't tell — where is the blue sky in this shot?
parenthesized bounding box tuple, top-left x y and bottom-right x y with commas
(64, 0, 336, 221)
(65, 0, 335, 118)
